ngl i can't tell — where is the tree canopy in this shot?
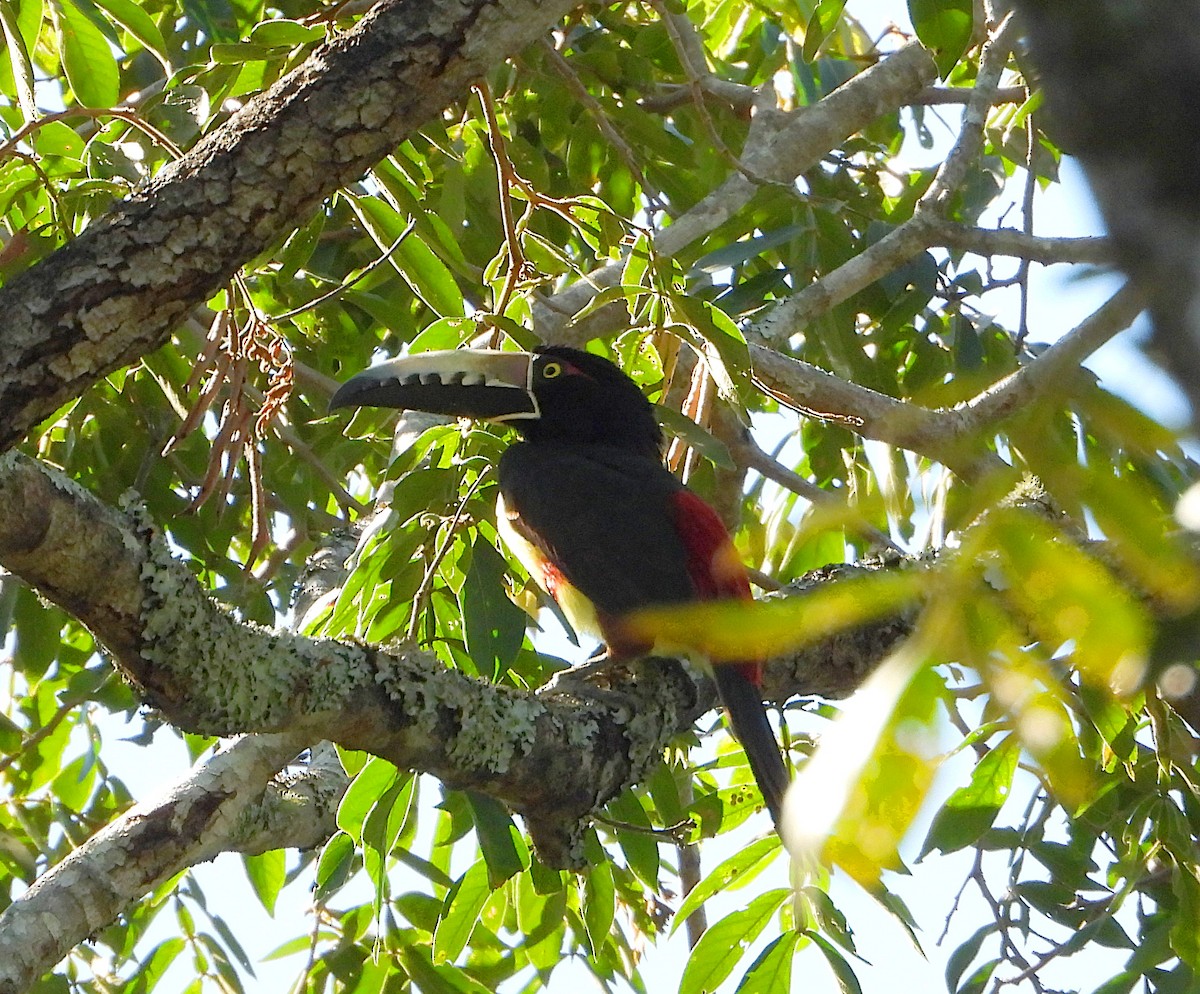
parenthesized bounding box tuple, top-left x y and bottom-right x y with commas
(1, 1, 1198, 993)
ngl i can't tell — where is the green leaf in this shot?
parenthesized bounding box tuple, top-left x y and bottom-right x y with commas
(348, 192, 464, 317)
(802, 0, 847, 62)
(674, 297, 751, 409)
(408, 316, 478, 353)
(48, 0, 119, 108)
(433, 859, 492, 964)
(362, 772, 415, 864)
(945, 924, 994, 992)
(248, 18, 321, 46)
(582, 862, 615, 955)
(957, 957, 1000, 994)
(606, 790, 660, 888)
(401, 948, 495, 994)
(33, 121, 84, 159)
(679, 888, 789, 994)
(276, 210, 325, 281)
(985, 508, 1150, 691)
(242, 849, 285, 916)
(1170, 866, 1200, 968)
(336, 755, 400, 843)
(624, 568, 922, 663)
(808, 931, 863, 994)
(210, 42, 279, 63)
(671, 834, 781, 934)
(460, 535, 526, 681)
(131, 938, 186, 990)
(51, 753, 95, 809)
(908, 0, 973, 78)
(465, 790, 529, 888)
(654, 403, 735, 470)
(738, 930, 802, 994)
(921, 735, 1018, 856)
(92, 0, 170, 71)
(315, 831, 356, 902)
(788, 647, 943, 889)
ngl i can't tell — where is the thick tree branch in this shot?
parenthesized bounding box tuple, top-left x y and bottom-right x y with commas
(0, 451, 699, 866)
(0, 450, 901, 864)
(953, 283, 1144, 431)
(747, 284, 1143, 476)
(0, 732, 340, 994)
(0, 0, 577, 451)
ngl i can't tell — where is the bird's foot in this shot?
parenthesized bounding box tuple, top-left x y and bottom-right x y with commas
(543, 651, 637, 710)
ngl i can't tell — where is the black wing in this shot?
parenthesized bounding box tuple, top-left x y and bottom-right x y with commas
(497, 442, 697, 615)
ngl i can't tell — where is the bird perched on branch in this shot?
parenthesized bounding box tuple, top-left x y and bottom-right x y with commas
(331, 345, 790, 825)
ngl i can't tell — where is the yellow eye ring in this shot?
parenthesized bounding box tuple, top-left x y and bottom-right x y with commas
(541, 361, 562, 379)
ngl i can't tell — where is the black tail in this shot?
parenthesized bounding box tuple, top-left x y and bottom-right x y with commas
(711, 665, 789, 827)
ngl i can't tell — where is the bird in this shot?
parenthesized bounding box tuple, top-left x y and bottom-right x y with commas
(330, 344, 790, 826)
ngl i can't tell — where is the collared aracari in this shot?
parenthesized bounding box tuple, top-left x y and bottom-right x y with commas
(331, 345, 790, 825)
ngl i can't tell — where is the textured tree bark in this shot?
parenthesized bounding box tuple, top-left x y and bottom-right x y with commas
(0, 0, 578, 451)
(0, 451, 902, 856)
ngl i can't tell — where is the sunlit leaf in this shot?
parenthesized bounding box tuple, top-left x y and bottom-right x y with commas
(92, 0, 170, 71)
(623, 568, 922, 663)
(336, 755, 400, 843)
(671, 834, 782, 934)
(679, 889, 790, 994)
(582, 862, 615, 954)
(242, 849, 285, 916)
(315, 831, 355, 902)
(434, 859, 492, 964)
(921, 735, 1017, 856)
(808, 931, 864, 994)
(738, 929, 802, 993)
(48, 0, 118, 107)
(784, 642, 943, 889)
(981, 508, 1151, 693)
(908, 0, 972, 77)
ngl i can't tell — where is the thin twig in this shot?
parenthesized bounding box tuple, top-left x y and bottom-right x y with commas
(733, 430, 901, 551)
(537, 39, 666, 217)
(651, 0, 784, 190)
(0, 106, 184, 163)
(1014, 97, 1037, 348)
(271, 216, 416, 324)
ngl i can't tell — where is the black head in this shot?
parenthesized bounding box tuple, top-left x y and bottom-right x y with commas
(520, 346, 662, 458)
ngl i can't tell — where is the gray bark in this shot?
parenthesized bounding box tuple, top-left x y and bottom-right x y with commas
(0, 0, 578, 451)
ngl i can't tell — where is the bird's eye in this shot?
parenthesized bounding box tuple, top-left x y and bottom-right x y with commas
(541, 361, 563, 380)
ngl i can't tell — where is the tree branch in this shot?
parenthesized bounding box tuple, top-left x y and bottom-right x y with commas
(757, 15, 1021, 348)
(747, 284, 1143, 476)
(937, 224, 1112, 265)
(0, 451, 701, 866)
(0, 449, 906, 868)
(0, 731, 340, 994)
(0, 0, 578, 451)
(535, 40, 939, 344)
